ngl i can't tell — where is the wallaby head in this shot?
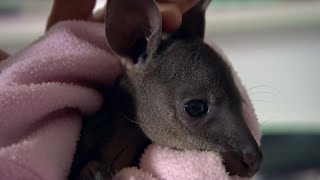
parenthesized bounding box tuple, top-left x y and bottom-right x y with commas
(105, 0, 262, 177)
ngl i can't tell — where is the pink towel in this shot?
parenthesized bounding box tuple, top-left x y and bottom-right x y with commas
(114, 144, 238, 180)
(0, 21, 120, 180)
(0, 21, 260, 180)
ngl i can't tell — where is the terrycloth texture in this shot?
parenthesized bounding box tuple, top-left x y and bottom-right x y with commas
(114, 144, 231, 180)
(0, 21, 260, 180)
(0, 21, 121, 180)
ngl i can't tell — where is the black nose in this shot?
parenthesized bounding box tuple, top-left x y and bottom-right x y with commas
(221, 148, 262, 177)
(241, 151, 263, 177)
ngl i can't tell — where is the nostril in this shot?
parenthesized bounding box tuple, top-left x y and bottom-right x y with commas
(221, 149, 262, 177)
(242, 155, 254, 166)
(241, 154, 261, 177)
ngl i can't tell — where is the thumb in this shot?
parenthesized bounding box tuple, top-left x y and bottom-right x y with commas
(158, 0, 200, 32)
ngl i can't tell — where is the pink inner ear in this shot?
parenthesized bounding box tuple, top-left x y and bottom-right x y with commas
(105, 0, 161, 62)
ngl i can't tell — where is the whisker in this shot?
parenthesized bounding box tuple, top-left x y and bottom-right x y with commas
(248, 91, 279, 96)
(259, 115, 280, 128)
(119, 112, 162, 128)
(251, 99, 275, 104)
(111, 145, 127, 174)
(260, 120, 272, 127)
(247, 85, 280, 94)
(260, 123, 274, 131)
(252, 133, 262, 141)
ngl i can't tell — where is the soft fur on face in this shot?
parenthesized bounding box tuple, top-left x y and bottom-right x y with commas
(104, 0, 262, 177)
(120, 37, 262, 177)
(128, 38, 243, 149)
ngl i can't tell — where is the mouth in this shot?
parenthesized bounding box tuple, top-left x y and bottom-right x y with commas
(221, 151, 259, 177)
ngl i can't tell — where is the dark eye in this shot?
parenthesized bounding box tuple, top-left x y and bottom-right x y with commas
(184, 99, 208, 117)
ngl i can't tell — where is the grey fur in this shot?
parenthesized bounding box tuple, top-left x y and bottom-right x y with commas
(69, 0, 262, 179)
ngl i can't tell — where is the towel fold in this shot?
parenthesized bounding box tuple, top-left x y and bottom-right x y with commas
(0, 21, 120, 180)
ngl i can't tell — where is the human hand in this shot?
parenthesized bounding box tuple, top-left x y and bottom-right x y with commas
(0, 49, 8, 61)
(46, 0, 200, 32)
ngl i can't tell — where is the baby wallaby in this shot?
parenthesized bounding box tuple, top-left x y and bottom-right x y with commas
(69, 0, 263, 179)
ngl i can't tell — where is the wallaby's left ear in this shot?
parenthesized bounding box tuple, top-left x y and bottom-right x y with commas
(173, 0, 211, 39)
(105, 0, 162, 65)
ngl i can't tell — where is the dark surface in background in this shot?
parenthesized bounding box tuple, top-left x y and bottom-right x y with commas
(259, 134, 320, 179)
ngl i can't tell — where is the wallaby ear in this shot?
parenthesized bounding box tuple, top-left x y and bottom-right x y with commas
(105, 0, 162, 64)
(174, 0, 211, 39)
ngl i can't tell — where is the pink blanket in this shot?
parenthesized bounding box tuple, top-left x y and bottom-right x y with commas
(0, 21, 260, 180)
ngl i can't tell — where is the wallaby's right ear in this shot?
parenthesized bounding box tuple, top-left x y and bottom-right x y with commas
(105, 0, 162, 65)
(173, 0, 211, 39)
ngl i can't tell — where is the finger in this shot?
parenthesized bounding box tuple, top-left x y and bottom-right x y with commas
(157, 0, 200, 13)
(158, 3, 182, 32)
(90, 3, 106, 23)
(176, 0, 200, 13)
(158, 0, 200, 32)
(0, 49, 9, 61)
(46, 0, 96, 30)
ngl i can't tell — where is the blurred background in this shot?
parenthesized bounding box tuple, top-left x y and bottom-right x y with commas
(0, 0, 319, 179)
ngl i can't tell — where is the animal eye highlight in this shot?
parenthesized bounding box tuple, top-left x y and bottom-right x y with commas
(184, 99, 208, 117)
